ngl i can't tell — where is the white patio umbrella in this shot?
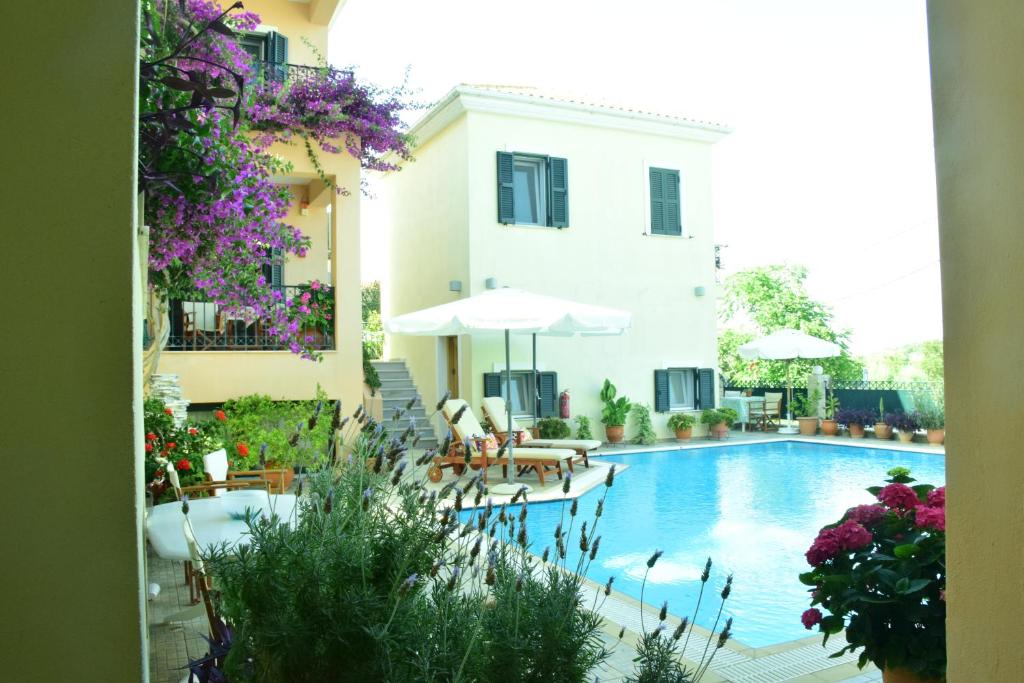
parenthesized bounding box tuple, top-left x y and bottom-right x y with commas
(738, 329, 840, 435)
(385, 288, 631, 493)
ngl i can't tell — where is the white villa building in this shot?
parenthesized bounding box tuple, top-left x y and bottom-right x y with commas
(382, 84, 731, 440)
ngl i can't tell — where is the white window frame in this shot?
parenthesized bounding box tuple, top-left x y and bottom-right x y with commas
(667, 367, 698, 411)
(642, 160, 687, 238)
(511, 154, 548, 226)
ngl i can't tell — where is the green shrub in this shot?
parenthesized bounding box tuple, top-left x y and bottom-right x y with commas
(575, 414, 593, 440)
(632, 404, 657, 445)
(221, 386, 334, 469)
(538, 417, 571, 439)
(667, 413, 696, 432)
(600, 379, 632, 427)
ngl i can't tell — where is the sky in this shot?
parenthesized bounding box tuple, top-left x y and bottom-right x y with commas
(328, 0, 941, 356)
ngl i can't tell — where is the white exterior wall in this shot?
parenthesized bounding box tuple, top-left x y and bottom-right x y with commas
(386, 116, 472, 432)
(385, 89, 726, 439)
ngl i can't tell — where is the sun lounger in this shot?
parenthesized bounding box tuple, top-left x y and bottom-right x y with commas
(480, 397, 599, 468)
(432, 399, 575, 486)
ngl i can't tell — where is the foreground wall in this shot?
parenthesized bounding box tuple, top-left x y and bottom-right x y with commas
(0, 0, 147, 678)
(927, 1, 1024, 679)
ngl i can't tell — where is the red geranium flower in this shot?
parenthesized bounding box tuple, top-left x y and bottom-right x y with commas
(145, 443, 153, 453)
(146, 432, 157, 442)
(188, 427, 198, 435)
(175, 458, 191, 471)
(166, 442, 177, 450)
(164, 407, 174, 416)
(236, 442, 250, 457)
(215, 409, 227, 422)
(801, 608, 822, 629)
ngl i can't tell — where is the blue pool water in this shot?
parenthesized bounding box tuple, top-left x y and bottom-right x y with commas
(472, 441, 945, 647)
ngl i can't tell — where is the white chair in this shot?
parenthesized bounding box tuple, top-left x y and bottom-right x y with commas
(723, 390, 742, 398)
(479, 397, 600, 468)
(202, 449, 229, 495)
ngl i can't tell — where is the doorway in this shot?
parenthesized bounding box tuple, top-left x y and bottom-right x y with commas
(443, 336, 459, 399)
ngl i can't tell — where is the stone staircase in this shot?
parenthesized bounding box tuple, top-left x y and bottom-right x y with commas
(370, 359, 438, 450)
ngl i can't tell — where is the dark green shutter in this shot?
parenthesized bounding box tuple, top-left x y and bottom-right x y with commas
(483, 373, 502, 397)
(537, 372, 557, 417)
(650, 167, 681, 235)
(266, 32, 288, 64)
(698, 368, 716, 409)
(270, 248, 284, 292)
(654, 370, 670, 412)
(496, 152, 515, 224)
(548, 157, 568, 227)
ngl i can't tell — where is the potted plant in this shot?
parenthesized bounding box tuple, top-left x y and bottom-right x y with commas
(791, 389, 821, 436)
(599, 379, 632, 443)
(537, 417, 571, 439)
(800, 468, 946, 682)
(835, 407, 872, 438)
(821, 390, 840, 436)
(917, 408, 945, 445)
(874, 398, 893, 440)
(667, 413, 696, 441)
(888, 412, 919, 444)
(701, 408, 736, 439)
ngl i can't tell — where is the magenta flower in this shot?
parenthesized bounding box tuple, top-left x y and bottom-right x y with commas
(833, 520, 873, 550)
(805, 528, 841, 566)
(877, 483, 921, 511)
(845, 504, 886, 526)
(927, 486, 945, 508)
(914, 505, 945, 531)
(801, 608, 823, 629)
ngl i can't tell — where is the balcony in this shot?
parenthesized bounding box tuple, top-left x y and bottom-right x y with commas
(252, 60, 353, 86)
(167, 286, 334, 352)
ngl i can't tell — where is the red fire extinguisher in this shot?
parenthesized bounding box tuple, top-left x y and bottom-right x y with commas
(559, 389, 571, 419)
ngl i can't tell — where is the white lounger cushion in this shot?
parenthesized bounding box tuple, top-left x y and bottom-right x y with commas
(480, 397, 600, 452)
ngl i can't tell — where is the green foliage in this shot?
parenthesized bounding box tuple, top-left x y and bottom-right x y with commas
(912, 387, 945, 429)
(538, 417, 572, 439)
(863, 339, 944, 383)
(575, 414, 593, 440)
(718, 266, 864, 386)
(361, 280, 381, 321)
(600, 379, 632, 427)
(791, 389, 821, 418)
(667, 413, 696, 432)
(632, 404, 658, 445)
(700, 408, 738, 428)
(363, 345, 382, 394)
(824, 391, 840, 420)
(221, 387, 334, 469)
(143, 399, 220, 493)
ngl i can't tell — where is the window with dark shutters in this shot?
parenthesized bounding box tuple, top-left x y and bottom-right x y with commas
(496, 152, 568, 227)
(537, 372, 558, 417)
(483, 372, 503, 397)
(649, 167, 682, 235)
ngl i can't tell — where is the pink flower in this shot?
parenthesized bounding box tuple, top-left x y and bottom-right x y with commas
(833, 520, 874, 550)
(845, 504, 886, 526)
(801, 608, 823, 629)
(311, 280, 321, 290)
(927, 486, 945, 508)
(301, 292, 311, 303)
(877, 483, 921, 511)
(805, 528, 842, 566)
(915, 505, 945, 531)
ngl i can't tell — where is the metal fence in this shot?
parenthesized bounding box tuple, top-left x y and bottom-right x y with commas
(254, 61, 354, 86)
(725, 382, 943, 415)
(167, 286, 334, 352)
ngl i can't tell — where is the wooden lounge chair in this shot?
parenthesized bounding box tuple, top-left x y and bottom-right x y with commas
(480, 396, 599, 468)
(430, 399, 574, 486)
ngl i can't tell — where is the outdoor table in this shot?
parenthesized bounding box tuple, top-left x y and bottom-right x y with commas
(147, 493, 297, 562)
(720, 395, 764, 432)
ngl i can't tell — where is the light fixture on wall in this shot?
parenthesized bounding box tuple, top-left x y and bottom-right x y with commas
(485, 277, 498, 290)
(694, 286, 706, 297)
(449, 280, 462, 292)
(299, 200, 310, 216)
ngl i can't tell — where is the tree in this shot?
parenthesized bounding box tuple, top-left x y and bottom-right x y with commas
(718, 265, 864, 386)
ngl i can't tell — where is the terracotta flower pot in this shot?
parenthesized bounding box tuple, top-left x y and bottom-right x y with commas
(897, 430, 915, 443)
(881, 667, 942, 683)
(927, 428, 945, 445)
(713, 422, 729, 438)
(674, 428, 693, 442)
(797, 417, 819, 436)
(848, 423, 865, 438)
(605, 425, 624, 443)
(821, 419, 838, 436)
(875, 423, 893, 440)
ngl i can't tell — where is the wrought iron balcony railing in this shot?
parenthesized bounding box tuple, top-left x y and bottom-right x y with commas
(253, 61, 353, 86)
(167, 286, 334, 352)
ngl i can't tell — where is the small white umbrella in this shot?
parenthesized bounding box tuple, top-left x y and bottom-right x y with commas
(386, 288, 631, 493)
(738, 329, 840, 434)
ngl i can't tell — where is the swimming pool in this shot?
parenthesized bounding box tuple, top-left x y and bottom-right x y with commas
(488, 441, 945, 647)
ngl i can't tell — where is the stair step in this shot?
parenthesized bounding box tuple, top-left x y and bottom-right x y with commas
(376, 370, 411, 381)
(381, 388, 419, 399)
(371, 360, 408, 370)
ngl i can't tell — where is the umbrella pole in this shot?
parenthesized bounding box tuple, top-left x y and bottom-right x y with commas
(505, 328, 515, 486)
(532, 333, 538, 432)
(779, 358, 799, 435)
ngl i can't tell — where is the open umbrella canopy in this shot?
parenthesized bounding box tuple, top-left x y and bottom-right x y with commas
(738, 328, 841, 361)
(384, 288, 631, 337)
